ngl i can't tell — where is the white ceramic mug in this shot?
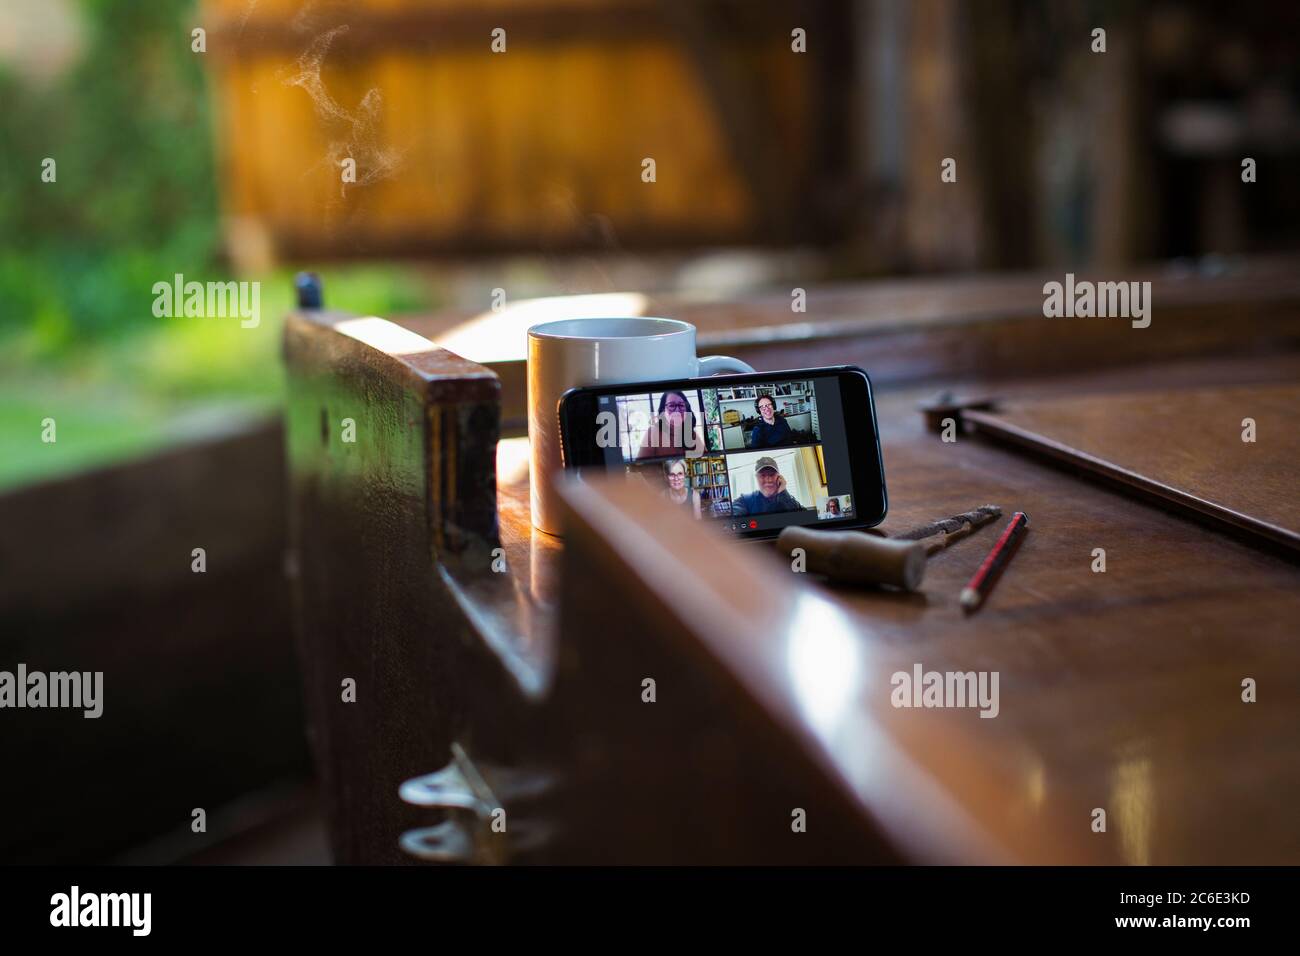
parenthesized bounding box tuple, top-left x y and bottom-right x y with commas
(527, 317, 754, 535)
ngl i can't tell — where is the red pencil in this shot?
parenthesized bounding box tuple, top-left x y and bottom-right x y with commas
(960, 511, 1030, 614)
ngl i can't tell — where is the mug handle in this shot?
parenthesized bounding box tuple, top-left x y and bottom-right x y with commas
(697, 354, 755, 376)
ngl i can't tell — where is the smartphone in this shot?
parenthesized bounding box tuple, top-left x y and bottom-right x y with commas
(558, 366, 886, 540)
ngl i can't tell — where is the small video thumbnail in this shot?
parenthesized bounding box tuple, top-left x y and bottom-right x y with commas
(613, 389, 709, 462)
(701, 380, 820, 452)
(625, 455, 731, 519)
(726, 446, 825, 518)
(818, 494, 853, 519)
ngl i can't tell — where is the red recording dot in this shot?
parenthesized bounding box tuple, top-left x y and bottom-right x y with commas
(748, 520, 757, 529)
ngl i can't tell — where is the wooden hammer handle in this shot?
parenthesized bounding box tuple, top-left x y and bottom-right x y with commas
(777, 525, 928, 591)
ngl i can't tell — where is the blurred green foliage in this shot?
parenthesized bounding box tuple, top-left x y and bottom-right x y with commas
(0, 0, 219, 353)
(0, 1, 434, 489)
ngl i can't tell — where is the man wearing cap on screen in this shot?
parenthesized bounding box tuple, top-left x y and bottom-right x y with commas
(731, 456, 805, 516)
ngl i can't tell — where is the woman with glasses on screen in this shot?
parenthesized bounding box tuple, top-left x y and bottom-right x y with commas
(636, 390, 706, 460)
(659, 458, 703, 518)
(747, 394, 793, 449)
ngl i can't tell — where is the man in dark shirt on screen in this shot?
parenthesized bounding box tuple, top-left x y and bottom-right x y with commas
(731, 457, 805, 516)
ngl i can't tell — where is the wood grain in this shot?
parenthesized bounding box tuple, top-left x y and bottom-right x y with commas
(404, 260, 1300, 433)
(842, 388, 1300, 863)
(963, 384, 1300, 553)
(282, 267, 1300, 864)
(203, 0, 842, 256)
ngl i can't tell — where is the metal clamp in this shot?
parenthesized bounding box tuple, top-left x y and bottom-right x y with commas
(398, 819, 475, 863)
(398, 760, 485, 813)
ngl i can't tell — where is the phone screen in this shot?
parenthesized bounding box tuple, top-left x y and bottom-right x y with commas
(582, 373, 873, 536)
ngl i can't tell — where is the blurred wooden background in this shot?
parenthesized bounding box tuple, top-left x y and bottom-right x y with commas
(203, 0, 1300, 273)
(203, 0, 853, 260)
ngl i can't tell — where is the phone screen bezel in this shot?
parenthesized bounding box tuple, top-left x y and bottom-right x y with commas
(557, 365, 887, 540)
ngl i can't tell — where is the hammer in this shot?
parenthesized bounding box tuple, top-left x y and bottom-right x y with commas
(776, 505, 1002, 591)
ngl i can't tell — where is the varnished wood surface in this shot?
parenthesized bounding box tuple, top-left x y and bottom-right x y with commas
(408, 257, 1300, 349)
(284, 265, 1300, 863)
(961, 383, 1300, 551)
(826, 386, 1300, 864)
(404, 260, 1300, 431)
(496, 436, 563, 609)
(495, 352, 1300, 612)
(283, 307, 526, 864)
(501, 353, 1300, 863)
